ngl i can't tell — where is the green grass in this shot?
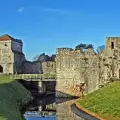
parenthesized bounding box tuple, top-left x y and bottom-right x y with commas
(0, 75, 32, 120)
(77, 82, 120, 120)
(0, 75, 12, 84)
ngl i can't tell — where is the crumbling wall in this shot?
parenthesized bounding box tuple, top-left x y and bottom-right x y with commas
(42, 61, 56, 74)
(21, 61, 42, 74)
(56, 37, 120, 97)
(56, 48, 100, 97)
(84, 49, 99, 93)
(14, 52, 25, 74)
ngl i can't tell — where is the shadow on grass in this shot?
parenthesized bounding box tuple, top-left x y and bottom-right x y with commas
(0, 80, 32, 120)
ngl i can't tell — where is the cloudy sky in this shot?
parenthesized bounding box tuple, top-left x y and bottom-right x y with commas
(0, 0, 120, 60)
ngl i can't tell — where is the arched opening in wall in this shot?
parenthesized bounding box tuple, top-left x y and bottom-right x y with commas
(0, 65, 3, 73)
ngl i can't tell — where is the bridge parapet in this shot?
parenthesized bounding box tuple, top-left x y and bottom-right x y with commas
(10, 74, 56, 80)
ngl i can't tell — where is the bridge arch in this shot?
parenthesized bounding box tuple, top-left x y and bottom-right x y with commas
(0, 65, 3, 73)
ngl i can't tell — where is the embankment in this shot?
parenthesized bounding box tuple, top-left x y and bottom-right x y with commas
(76, 81, 120, 120)
(0, 75, 33, 120)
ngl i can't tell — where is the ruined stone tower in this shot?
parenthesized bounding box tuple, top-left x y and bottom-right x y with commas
(0, 34, 25, 74)
(106, 37, 120, 50)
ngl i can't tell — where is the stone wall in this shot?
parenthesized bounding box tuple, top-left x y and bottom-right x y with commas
(0, 41, 14, 74)
(42, 61, 56, 74)
(21, 61, 56, 74)
(0, 34, 56, 75)
(11, 40, 23, 53)
(14, 52, 25, 74)
(21, 61, 42, 74)
(56, 48, 100, 97)
(56, 37, 120, 97)
(0, 38, 25, 74)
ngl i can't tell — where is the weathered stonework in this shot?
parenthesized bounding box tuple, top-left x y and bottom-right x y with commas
(0, 35, 25, 74)
(56, 37, 120, 97)
(0, 34, 56, 74)
(42, 61, 56, 74)
(2, 34, 120, 98)
(21, 61, 42, 74)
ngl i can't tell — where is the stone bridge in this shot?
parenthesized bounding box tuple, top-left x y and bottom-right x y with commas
(10, 74, 82, 97)
(10, 74, 56, 95)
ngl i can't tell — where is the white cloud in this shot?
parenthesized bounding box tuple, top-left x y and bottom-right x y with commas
(40, 7, 77, 15)
(18, 7, 25, 13)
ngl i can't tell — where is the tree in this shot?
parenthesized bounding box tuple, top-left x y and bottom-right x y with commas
(96, 45, 105, 54)
(75, 43, 86, 51)
(75, 43, 94, 51)
(85, 44, 94, 50)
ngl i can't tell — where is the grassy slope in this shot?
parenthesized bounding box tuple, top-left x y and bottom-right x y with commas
(77, 82, 120, 120)
(0, 75, 32, 120)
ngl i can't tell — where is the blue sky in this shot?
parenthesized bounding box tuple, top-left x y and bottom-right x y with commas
(0, 0, 120, 60)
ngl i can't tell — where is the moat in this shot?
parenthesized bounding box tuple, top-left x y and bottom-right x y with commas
(24, 94, 84, 120)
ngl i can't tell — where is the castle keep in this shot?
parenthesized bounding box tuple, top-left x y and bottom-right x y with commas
(56, 37, 120, 97)
(0, 34, 25, 74)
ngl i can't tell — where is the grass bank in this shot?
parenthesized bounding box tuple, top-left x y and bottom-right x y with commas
(0, 75, 33, 120)
(77, 82, 120, 120)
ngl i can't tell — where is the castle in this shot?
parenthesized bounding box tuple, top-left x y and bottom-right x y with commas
(0, 34, 55, 74)
(1, 34, 120, 97)
(56, 37, 120, 97)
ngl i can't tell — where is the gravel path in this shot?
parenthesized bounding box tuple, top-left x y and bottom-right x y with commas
(71, 104, 100, 120)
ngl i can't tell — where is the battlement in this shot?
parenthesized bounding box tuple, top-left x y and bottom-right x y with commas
(106, 37, 120, 50)
(56, 48, 73, 54)
(106, 37, 120, 39)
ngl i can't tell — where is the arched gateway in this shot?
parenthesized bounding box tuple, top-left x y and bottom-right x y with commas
(0, 65, 3, 73)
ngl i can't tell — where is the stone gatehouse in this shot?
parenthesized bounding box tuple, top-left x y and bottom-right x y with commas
(56, 37, 120, 97)
(0, 34, 25, 74)
(0, 34, 56, 74)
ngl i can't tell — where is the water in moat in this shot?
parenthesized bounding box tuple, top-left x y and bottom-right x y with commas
(24, 94, 84, 120)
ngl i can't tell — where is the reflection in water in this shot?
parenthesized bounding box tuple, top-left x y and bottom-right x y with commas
(24, 95, 84, 120)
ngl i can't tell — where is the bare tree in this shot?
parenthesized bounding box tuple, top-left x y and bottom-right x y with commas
(97, 45, 105, 54)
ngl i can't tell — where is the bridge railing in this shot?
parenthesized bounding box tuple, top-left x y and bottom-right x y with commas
(10, 74, 56, 80)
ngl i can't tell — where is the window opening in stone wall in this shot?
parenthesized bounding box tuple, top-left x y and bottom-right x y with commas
(111, 42, 114, 49)
(5, 43, 7, 46)
(0, 65, 3, 73)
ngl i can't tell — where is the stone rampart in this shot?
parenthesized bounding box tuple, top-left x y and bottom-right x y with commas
(56, 48, 100, 97)
(56, 37, 120, 97)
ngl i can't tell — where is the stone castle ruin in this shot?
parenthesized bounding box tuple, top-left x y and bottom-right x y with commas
(1, 34, 120, 97)
(56, 37, 120, 97)
(0, 34, 55, 74)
